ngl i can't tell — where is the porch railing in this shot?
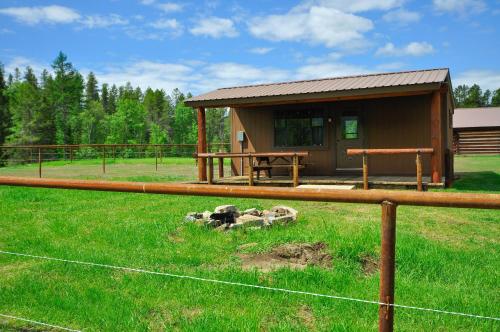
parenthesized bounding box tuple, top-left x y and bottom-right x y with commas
(346, 148, 434, 191)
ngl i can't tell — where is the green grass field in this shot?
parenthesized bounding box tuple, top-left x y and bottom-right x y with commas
(0, 155, 499, 331)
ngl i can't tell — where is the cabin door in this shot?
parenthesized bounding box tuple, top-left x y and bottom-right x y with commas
(336, 115, 364, 171)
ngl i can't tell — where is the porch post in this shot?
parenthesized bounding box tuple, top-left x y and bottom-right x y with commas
(197, 107, 207, 181)
(430, 90, 442, 183)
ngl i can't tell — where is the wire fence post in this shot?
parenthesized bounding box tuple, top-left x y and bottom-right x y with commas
(155, 146, 158, 171)
(38, 148, 42, 178)
(379, 201, 397, 332)
(102, 147, 106, 174)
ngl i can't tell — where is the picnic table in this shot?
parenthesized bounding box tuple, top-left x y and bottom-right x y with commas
(196, 152, 309, 187)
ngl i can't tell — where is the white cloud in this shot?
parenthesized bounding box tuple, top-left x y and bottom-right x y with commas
(3, 56, 46, 76)
(376, 42, 434, 56)
(157, 2, 183, 13)
(90, 59, 376, 94)
(454, 70, 500, 91)
(297, 0, 403, 13)
(433, 0, 486, 14)
(140, 0, 156, 4)
(80, 14, 128, 29)
(189, 17, 238, 38)
(93, 60, 194, 92)
(295, 62, 370, 80)
(249, 5, 373, 48)
(249, 47, 273, 55)
(382, 9, 420, 25)
(0, 5, 128, 30)
(0, 5, 80, 25)
(375, 62, 406, 71)
(149, 18, 182, 30)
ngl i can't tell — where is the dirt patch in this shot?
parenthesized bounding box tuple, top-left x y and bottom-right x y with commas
(359, 254, 379, 276)
(238, 242, 332, 272)
(182, 308, 203, 320)
(297, 305, 316, 330)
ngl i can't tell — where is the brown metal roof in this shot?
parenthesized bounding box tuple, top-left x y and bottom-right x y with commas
(453, 107, 500, 129)
(185, 68, 450, 107)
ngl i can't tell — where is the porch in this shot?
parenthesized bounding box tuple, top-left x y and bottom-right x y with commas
(193, 174, 444, 190)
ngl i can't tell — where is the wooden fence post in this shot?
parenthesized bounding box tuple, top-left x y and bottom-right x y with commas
(292, 155, 299, 187)
(248, 155, 254, 186)
(363, 152, 369, 190)
(70, 148, 73, 163)
(218, 157, 224, 178)
(208, 157, 214, 184)
(38, 148, 42, 178)
(379, 201, 397, 332)
(416, 151, 422, 192)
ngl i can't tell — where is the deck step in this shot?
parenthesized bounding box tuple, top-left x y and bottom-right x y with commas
(297, 184, 355, 190)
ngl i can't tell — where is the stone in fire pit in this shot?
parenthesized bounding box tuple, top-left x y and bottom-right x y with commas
(185, 205, 298, 231)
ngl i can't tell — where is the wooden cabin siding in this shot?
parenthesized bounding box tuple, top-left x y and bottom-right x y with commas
(454, 128, 500, 154)
(231, 94, 448, 177)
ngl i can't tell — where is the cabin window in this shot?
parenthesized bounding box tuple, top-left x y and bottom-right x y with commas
(342, 117, 359, 139)
(274, 111, 324, 147)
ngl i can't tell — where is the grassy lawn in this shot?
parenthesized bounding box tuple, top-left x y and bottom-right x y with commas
(0, 155, 499, 331)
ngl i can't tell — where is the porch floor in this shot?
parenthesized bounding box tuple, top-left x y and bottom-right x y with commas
(194, 175, 444, 190)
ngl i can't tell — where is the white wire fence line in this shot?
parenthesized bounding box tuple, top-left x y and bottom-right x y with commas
(1, 250, 499, 323)
(0, 313, 82, 332)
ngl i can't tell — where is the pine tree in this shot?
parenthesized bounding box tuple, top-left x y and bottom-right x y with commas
(38, 69, 56, 144)
(109, 84, 118, 114)
(85, 72, 99, 104)
(101, 83, 109, 114)
(6, 66, 42, 145)
(50, 52, 84, 144)
(454, 85, 469, 107)
(464, 84, 484, 107)
(7, 73, 13, 87)
(491, 89, 500, 107)
(0, 63, 10, 147)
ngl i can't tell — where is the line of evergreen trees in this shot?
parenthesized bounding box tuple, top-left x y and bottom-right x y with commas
(0, 52, 229, 148)
(453, 84, 500, 108)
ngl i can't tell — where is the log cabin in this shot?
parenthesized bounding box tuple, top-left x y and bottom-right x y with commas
(453, 107, 500, 155)
(185, 68, 455, 188)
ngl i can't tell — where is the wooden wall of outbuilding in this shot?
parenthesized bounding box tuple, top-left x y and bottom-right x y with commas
(230, 93, 451, 177)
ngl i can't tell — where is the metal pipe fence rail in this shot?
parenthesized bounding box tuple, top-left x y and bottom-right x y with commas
(0, 176, 499, 332)
(347, 148, 434, 191)
(0, 143, 230, 178)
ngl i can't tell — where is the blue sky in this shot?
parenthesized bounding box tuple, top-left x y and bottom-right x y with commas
(0, 0, 499, 95)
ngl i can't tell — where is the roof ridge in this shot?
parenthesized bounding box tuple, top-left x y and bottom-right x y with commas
(217, 68, 449, 91)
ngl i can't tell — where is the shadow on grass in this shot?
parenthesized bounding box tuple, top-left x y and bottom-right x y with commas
(453, 171, 500, 192)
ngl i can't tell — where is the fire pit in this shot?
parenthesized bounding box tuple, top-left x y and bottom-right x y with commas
(185, 205, 298, 231)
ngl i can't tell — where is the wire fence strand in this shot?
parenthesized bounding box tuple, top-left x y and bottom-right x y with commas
(1, 250, 498, 322)
(0, 313, 81, 332)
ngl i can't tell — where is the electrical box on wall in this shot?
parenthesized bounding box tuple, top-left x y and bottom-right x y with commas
(237, 131, 245, 142)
